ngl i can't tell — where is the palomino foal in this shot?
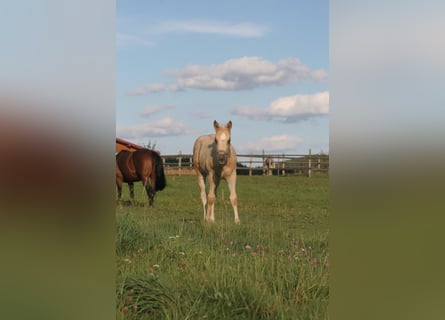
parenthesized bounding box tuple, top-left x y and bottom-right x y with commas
(193, 120, 240, 224)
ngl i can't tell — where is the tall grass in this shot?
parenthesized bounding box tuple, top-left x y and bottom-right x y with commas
(116, 174, 328, 319)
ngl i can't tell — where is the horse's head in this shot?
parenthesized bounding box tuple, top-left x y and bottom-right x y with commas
(213, 120, 232, 165)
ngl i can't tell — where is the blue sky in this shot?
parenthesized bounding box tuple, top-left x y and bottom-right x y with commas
(116, 0, 329, 155)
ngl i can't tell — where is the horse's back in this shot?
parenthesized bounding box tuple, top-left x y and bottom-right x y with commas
(132, 149, 152, 165)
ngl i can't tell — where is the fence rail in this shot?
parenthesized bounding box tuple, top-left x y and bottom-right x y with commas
(161, 149, 329, 177)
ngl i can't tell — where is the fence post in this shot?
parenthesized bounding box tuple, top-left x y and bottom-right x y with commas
(318, 154, 321, 171)
(249, 154, 253, 176)
(177, 150, 182, 176)
(276, 157, 280, 176)
(162, 157, 167, 175)
(262, 149, 265, 176)
(281, 153, 286, 176)
(308, 149, 312, 178)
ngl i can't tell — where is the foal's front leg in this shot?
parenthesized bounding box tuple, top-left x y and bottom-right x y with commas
(206, 173, 216, 222)
(197, 173, 207, 221)
(226, 172, 240, 224)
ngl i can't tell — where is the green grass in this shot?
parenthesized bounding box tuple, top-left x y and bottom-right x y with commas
(116, 174, 328, 319)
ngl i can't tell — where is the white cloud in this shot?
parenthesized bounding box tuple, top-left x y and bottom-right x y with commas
(127, 83, 182, 95)
(230, 105, 269, 121)
(268, 91, 329, 118)
(237, 135, 304, 153)
(116, 32, 154, 47)
(116, 117, 197, 139)
(127, 56, 327, 94)
(139, 105, 175, 118)
(117, 19, 266, 49)
(149, 20, 268, 38)
(232, 91, 329, 123)
(189, 110, 210, 119)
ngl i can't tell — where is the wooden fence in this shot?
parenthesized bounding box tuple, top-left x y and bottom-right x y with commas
(161, 149, 329, 177)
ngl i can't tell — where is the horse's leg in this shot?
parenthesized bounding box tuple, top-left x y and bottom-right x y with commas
(206, 173, 216, 222)
(128, 182, 134, 201)
(117, 181, 123, 201)
(197, 173, 207, 221)
(145, 184, 155, 207)
(148, 176, 156, 207)
(226, 172, 240, 224)
(143, 178, 155, 207)
(116, 169, 123, 201)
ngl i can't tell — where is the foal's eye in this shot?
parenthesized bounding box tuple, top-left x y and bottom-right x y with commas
(228, 139, 231, 144)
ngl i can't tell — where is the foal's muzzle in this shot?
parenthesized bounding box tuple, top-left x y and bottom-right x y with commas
(217, 150, 229, 165)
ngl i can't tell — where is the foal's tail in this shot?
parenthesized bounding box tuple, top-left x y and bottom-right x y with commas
(152, 151, 166, 191)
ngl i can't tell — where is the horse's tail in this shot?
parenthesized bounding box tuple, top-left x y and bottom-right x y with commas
(152, 151, 166, 191)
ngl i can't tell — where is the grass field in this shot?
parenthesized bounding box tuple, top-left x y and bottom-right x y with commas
(116, 174, 329, 319)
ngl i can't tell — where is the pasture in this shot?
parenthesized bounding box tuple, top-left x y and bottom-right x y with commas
(116, 174, 329, 319)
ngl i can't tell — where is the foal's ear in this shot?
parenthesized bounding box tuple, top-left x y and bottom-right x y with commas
(213, 120, 220, 129)
(227, 120, 232, 130)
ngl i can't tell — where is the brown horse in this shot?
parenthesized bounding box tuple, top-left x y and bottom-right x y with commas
(193, 120, 240, 224)
(116, 149, 166, 206)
